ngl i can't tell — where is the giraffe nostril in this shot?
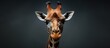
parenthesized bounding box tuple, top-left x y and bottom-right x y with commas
(52, 30, 56, 32)
(57, 30, 60, 32)
(52, 30, 60, 33)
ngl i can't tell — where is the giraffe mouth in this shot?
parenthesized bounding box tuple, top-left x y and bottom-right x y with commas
(50, 32, 61, 40)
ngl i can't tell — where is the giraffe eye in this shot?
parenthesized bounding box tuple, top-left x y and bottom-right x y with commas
(61, 19, 65, 24)
(45, 20, 50, 24)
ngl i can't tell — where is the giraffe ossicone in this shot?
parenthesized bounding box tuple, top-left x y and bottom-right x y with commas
(35, 1, 74, 48)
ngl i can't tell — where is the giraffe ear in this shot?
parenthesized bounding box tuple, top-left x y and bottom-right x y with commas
(35, 11, 47, 22)
(63, 11, 74, 21)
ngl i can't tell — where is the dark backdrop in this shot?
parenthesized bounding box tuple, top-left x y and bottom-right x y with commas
(0, 0, 110, 48)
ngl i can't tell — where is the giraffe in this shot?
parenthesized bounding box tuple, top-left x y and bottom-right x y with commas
(35, 1, 74, 48)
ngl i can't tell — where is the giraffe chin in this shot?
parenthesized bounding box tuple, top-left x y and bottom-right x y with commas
(50, 32, 61, 40)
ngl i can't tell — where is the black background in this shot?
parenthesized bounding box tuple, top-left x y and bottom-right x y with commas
(0, 0, 110, 48)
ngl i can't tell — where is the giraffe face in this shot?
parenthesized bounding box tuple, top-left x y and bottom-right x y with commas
(35, 1, 74, 40)
(45, 13, 65, 40)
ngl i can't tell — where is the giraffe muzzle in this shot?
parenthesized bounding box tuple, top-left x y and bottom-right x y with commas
(50, 32, 61, 40)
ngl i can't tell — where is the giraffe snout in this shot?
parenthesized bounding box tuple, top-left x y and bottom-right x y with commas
(50, 32, 61, 40)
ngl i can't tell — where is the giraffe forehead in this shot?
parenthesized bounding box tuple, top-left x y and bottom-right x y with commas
(51, 19, 58, 25)
(49, 19, 58, 25)
(46, 19, 59, 29)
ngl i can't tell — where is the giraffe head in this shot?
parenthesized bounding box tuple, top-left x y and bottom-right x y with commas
(35, 1, 74, 41)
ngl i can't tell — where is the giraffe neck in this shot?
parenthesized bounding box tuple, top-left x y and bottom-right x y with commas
(47, 36, 59, 48)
